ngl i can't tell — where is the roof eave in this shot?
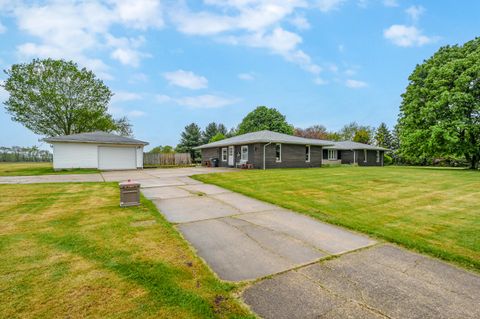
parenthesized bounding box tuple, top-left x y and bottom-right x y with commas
(43, 139, 149, 146)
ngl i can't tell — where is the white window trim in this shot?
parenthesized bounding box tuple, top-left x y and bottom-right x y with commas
(328, 149, 337, 160)
(376, 151, 380, 163)
(275, 143, 282, 163)
(364, 149, 367, 162)
(241, 145, 248, 161)
(306, 145, 310, 162)
(221, 148, 227, 162)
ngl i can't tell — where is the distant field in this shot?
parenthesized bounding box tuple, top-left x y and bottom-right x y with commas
(194, 166, 480, 271)
(0, 162, 98, 176)
(0, 183, 253, 318)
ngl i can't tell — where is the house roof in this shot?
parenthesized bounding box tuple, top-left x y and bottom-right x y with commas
(194, 130, 334, 149)
(43, 131, 149, 146)
(324, 141, 388, 151)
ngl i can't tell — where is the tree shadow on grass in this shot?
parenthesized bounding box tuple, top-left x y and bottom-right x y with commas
(37, 233, 219, 318)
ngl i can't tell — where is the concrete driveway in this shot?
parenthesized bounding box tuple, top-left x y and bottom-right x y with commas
(3, 167, 479, 318)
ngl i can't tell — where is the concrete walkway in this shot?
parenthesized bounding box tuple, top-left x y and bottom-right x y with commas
(3, 167, 479, 318)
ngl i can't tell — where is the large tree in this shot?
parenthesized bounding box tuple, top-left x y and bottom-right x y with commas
(397, 37, 480, 169)
(374, 122, 393, 149)
(294, 125, 329, 139)
(2, 58, 132, 137)
(201, 122, 227, 144)
(237, 106, 294, 135)
(176, 123, 202, 161)
(338, 122, 374, 142)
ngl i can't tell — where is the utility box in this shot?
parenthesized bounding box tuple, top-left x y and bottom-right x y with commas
(119, 180, 141, 207)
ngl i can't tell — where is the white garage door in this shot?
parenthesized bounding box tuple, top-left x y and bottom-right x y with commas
(98, 146, 137, 170)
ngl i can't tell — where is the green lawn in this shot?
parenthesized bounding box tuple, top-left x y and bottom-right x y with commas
(194, 166, 480, 271)
(0, 162, 99, 176)
(0, 183, 253, 318)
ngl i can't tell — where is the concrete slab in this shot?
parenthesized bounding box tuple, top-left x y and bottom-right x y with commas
(243, 244, 480, 319)
(178, 219, 295, 281)
(237, 210, 376, 254)
(154, 196, 240, 223)
(0, 174, 103, 184)
(211, 192, 278, 213)
(180, 183, 231, 195)
(101, 170, 154, 182)
(141, 186, 194, 200)
(136, 178, 186, 188)
(242, 271, 383, 319)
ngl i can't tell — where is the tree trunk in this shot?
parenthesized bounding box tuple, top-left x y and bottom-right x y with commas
(470, 155, 479, 169)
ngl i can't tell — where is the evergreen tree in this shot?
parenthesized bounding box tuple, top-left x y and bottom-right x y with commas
(374, 123, 393, 148)
(176, 123, 202, 161)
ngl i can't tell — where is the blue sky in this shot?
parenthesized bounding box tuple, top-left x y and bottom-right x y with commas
(0, 0, 479, 150)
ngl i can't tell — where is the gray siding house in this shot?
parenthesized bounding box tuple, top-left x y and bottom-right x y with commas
(323, 141, 388, 166)
(196, 130, 387, 169)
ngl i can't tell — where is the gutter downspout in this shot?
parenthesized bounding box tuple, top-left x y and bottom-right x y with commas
(263, 142, 272, 170)
(352, 149, 356, 164)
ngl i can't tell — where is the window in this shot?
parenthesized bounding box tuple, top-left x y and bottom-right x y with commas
(328, 149, 337, 160)
(364, 149, 367, 162)
(241, 145, 248, 161)
(221, 148, 227, 161)
(275, 143, 282, 162)
(305, 145, 310, 162)
(376, 151, 380, 163)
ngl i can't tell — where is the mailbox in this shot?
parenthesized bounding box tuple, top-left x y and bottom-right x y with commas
(119, 180, 141, 207)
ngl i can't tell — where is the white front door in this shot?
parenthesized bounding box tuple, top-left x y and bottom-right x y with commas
(228, 146, 234, 166)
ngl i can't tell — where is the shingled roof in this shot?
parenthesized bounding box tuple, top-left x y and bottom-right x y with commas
(43, 131, 149, 146)
(194, 130, 334, 149)
(325, 141, 388, 151)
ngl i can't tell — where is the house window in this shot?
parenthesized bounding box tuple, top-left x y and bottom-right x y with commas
(376, 151, 380, 163)
(364, 149, 367, 162)
(305, 145, 310, 162)
(221, 148, 227, 161)
(241, 145, 248, 161)
(275, 143, 282, 162)
(328, 149, 337, 160)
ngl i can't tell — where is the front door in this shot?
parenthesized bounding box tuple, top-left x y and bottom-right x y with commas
(228, 146, 234, 166)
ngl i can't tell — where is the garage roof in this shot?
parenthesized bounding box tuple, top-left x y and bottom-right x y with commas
(44, 131, 149, 146)
(194, 130, 334, 149)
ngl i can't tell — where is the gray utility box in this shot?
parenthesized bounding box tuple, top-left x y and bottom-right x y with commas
(119, 180, 141, 207)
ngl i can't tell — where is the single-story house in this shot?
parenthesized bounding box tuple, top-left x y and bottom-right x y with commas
(195, 130, 387, 169)
(44, 131, 149, 170)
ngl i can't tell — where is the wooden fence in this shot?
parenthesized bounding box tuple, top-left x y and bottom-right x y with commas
(143, 153, 192, 166)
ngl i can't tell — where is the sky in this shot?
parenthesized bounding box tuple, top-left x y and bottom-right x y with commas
(0, 0, 479, 150)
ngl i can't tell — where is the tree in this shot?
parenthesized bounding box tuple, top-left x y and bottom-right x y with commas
(338, 122, 373, 142)
(201, 122, 227, 144)
(237, 106, 294, 135)
(374, 123, 393, 149)
(2, 58, 132, 137)
(397, 37, 480, 169)
(210, 132, 226, 142)
(353, 129, 372, 144)
(148, 145, 175, 154)
(294, 125, 329, 139)
(176, 123, 202, 161)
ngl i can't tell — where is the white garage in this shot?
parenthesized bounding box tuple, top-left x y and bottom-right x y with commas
(44, 131, 149, 170)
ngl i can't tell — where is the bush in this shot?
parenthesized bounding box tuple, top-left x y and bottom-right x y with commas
(384, 154, 393, 165)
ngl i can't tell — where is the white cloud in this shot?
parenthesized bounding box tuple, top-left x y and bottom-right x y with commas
(384, 24, 434, 47)
(128, 110, 146, 117)
(110, 105, 146, 118)
(156, 94, 238, 109)
(0, 20, 6, 33)
(238, 73, 255, 81)
(345, 79, 368, 88)
(107, 35, 149, 67)
(314, 77, 328, 85)
(112, 91, 143, 103)
(10, 0, 161, 77)
(129, 72, 149, 83)
(317, 0, 346, 12)
(383, 0, 399, 7)
(163, 70, 208, 90)
(111, 0, 163, 30)
(405, 5, 425, 22)
(0, 80, 8, 101)
(289, 13, 310, 30)
(170, 1, 321, 76)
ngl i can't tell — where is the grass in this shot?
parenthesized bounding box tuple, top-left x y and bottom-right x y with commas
(0, 162, 99, 176)
(0, 183, 254, 318)
(193, 166, 480, 271)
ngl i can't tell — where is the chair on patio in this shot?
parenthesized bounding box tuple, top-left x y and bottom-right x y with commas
(235, 159, 248, 168)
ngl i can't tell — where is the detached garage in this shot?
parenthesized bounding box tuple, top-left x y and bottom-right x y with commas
(44, 131, 149, 170)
